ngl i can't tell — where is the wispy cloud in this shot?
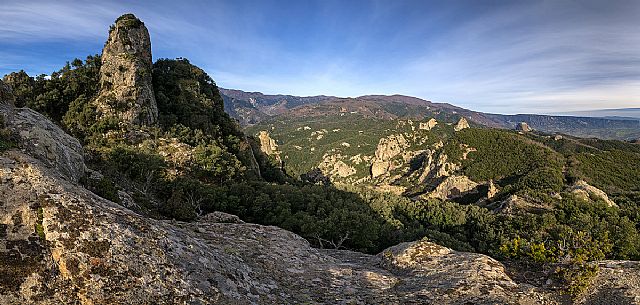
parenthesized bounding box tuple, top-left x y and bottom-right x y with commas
(0, 1, 119, 42)
(391, 1, 640, 113)
(0, 0, 637, 114)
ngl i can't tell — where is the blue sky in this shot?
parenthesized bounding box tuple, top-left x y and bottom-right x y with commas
(0, 0, 638, 114)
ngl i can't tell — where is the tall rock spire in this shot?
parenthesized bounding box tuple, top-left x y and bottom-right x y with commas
(93, 13, 158, 126)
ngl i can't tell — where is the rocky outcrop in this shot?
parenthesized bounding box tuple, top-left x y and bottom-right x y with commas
(570, 180, 617, 207)
(516, 122, 533, 132)
(417, 151, 459, 184)
(257, 130, 278, 156)
(491, 194, 553, 214)
(0, 80, 15, 106)
(93, 14, 158, 126)
(318, 153, 356, 178)
(454, 117, 470, 131)
(426, 175, 479, 200)
(487, 180, 499, 199)
(371, 134, 408, 177)
(0, 105, 85, 182)
(419, 118, 438, 130)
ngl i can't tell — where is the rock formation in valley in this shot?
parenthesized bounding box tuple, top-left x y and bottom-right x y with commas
(516, 121, 533, 132)
(371, 134, 408, 177)
(454, 117, 470, 131)
(419, 118, 438, 130)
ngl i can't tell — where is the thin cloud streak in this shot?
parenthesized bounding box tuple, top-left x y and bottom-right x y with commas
(0, 0, 638, 114)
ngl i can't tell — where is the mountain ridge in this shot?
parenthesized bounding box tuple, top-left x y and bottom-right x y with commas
(221, 88, 640, 140)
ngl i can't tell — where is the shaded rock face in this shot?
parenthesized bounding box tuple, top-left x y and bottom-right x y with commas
(93, 14, 158, 126)
(417, 151, 459, 185)
(516, 122, 533, 132)
(0, 106, 85, 182)
(426, 175, 479, 200)
(454, 117, 470, 131)
(0, 80, 15, 106)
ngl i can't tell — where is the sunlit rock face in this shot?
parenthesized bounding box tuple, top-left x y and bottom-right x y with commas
(93, 14, 158, 126)
(454, 117, 469, 131)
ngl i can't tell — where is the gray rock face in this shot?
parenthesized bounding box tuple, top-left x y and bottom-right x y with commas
(0, 105, 85, 182)
(93, 14, 158, 126)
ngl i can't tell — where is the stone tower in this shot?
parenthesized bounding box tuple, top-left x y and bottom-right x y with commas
(93, 14, 158, 126)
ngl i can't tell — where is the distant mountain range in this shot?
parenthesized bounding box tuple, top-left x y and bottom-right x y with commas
(221, 88, 640, 140)
(553, 108, 640, 120)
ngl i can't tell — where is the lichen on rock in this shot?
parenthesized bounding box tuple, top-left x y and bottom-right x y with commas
(0, 106, 85, 182)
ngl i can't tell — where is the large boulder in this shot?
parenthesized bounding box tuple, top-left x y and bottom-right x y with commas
(92, 14, 158, 126)
(0, 106, 85, 182)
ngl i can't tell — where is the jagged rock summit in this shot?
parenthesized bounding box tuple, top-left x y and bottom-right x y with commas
(93, 14, 158, 126)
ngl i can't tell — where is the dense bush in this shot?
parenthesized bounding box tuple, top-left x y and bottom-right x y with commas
(3, 56, 101, 125)
(451, 129, 564, 182)
(0, 116, 15, 151)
